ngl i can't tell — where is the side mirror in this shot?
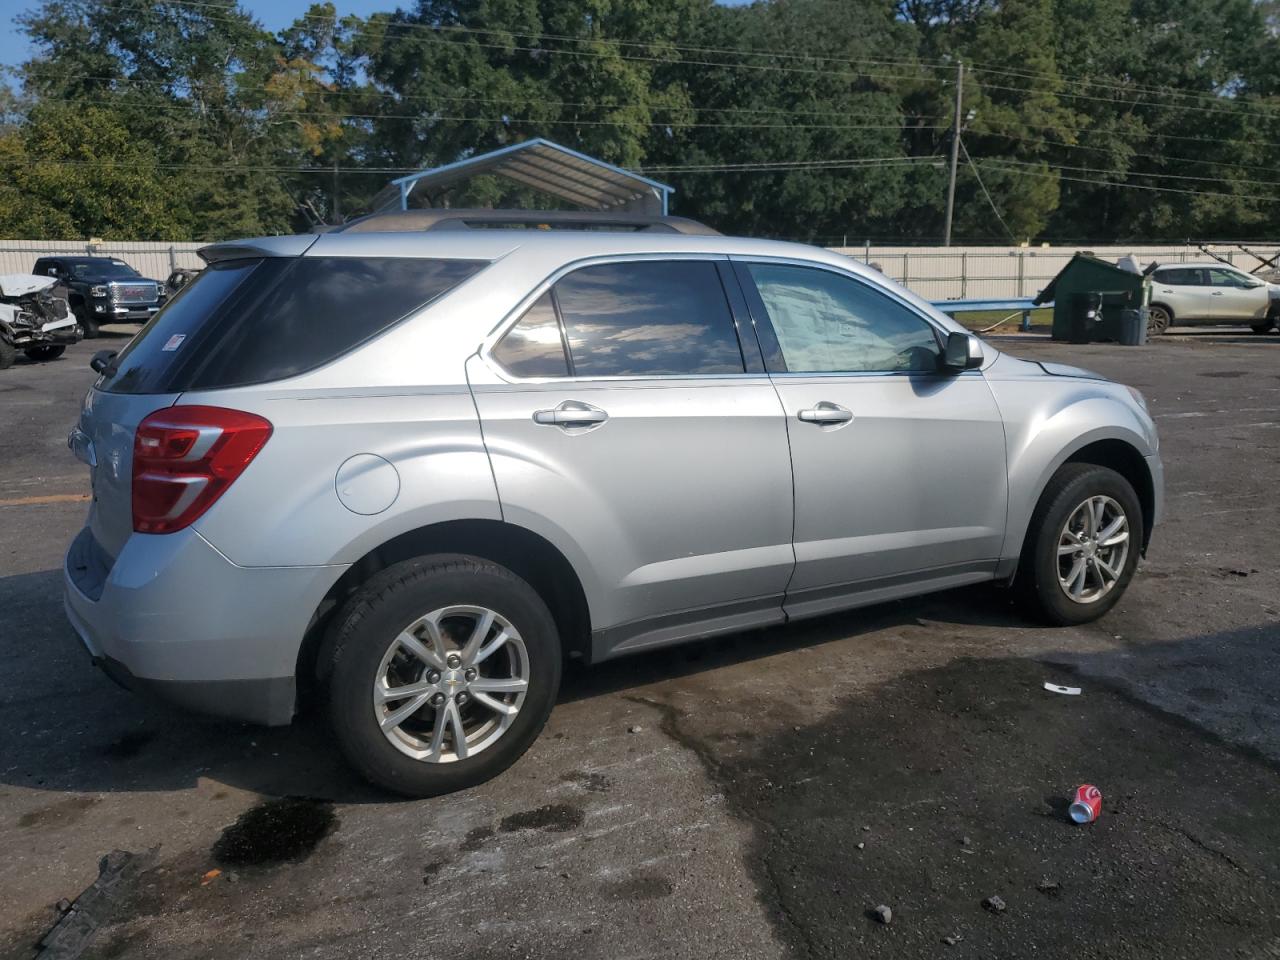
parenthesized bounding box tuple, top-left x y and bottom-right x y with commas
(942, 331, 984, 372)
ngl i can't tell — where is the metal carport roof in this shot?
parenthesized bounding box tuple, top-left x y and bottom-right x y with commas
(385, 138, 674, 216)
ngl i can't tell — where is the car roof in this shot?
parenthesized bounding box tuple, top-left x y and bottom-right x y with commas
(1156, 262, 1247, 270)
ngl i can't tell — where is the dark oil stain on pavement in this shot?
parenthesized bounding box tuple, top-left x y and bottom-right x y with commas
(1199, 370, 1246, 378)
(648, 656, 1280, 959)
(460, 825, 495, 851)
(602, 873, 674, 901)
(561, 770, 612, 793)
(212, 796, 336, 866)
(102, 730, 155, 759)
(499, 803, 584, 833)
(18, 794, 100, 829)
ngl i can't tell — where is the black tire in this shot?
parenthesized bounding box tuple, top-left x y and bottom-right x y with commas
(1250, 319, 1276, 334)
(24, 345, 66, 362)
(325, 554, 561, 797)
(0, 338, 15, 370)
(76, 310, 99, 339)
(1014, 463, 1144, 626)
(1147, 304, 1172, 336)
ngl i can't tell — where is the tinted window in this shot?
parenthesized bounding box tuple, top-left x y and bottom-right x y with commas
(100, 257, 485, 394)
(554, 260, 744, 377)
(1154, 268, 1203, 285)
(72, 260, 140, 279)
(1209, 268, 1253, 288)
(492, 292, 569, 377)
(746, 263, 940, 373)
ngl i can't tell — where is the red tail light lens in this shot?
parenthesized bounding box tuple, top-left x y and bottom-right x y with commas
(132, 405, 272, 534)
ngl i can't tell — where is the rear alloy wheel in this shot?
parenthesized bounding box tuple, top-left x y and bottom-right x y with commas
(1146, 305, 1171, 336)
(326, 555, 560, 797)
(24, 345, 66, 362)
(1016, 463, 1143, 625)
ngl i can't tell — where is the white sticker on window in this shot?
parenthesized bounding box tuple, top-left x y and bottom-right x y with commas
(162, 334, 186, 352)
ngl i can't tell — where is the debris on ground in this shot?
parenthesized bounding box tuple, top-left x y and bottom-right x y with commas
(628, 725, 643, 734)
(1043, 682, 1082, 696)
(199, 868, 221, 886)
(960, 836, 971, 846)
(942, 933, 964, 946)
(37, 847, 158, 959)
(1036, 879, 1061, 896)
(872, 904, 892, 925)
(856, 842, 865, 850)
(982, 894, 1007, 914)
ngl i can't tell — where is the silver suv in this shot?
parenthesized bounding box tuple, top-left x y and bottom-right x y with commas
(64, 211, 1162, 796)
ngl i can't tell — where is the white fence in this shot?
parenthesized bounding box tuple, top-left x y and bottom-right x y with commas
(4, 238, 1278, 303)
(831, 242, 1280, 302)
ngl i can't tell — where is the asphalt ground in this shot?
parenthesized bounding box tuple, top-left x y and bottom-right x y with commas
(1, 325, 1278, 959)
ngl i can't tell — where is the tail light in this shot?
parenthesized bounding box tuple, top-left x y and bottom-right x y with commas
(132, 406, 272, 534)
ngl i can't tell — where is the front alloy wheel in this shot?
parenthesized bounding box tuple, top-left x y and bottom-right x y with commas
(374, 606, 529, 763)
(1015, 463, 1143, 625)
(1056, 495, 1130, 604)
(1146, 305, 1171, 335)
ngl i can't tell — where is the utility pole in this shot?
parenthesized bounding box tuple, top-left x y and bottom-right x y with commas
(943, 60, 964, 247)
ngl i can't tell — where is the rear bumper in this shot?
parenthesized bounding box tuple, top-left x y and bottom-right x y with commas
(63, 525, 348, 725)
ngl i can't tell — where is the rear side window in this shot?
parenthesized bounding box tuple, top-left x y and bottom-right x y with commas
(491, 293, 569, 378)
(1153, 268, 1202, 285)
(552, 260, 743, 377)
(99, 256, 485, 393)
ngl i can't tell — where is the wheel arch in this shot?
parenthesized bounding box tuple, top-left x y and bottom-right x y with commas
(1063, 438, 1155, 551)
(297, 518, 592, 704)
(1149, 300, 1174, 320)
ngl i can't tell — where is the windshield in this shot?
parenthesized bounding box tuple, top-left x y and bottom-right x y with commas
(72, 261, 141, 280)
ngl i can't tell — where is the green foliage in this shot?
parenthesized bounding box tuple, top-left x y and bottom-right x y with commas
(3, 0, 1279, 242)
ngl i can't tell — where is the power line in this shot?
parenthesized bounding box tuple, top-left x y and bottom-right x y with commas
(959, 139, 1017, 243)
(988, 156, 1280, 190)
(976, 158, 1280, 204)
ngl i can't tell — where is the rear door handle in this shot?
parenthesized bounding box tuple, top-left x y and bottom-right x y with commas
(1211, 291, 1224, 296)
(533, 401, 608, 428)
(797, 402, 853, 425)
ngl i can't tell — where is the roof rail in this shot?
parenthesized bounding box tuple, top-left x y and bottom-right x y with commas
(334, 208, 720, 236)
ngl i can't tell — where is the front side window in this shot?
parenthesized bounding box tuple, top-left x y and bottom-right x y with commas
(1209, 268, 1253, 288)
(745, 263, 941, 373)
(552, 260, 744, 377)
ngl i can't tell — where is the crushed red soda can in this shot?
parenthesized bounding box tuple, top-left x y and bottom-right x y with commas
(1069, 784, 1103, 824)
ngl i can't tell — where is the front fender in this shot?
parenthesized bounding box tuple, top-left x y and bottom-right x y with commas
(999, 389, 1157, 563)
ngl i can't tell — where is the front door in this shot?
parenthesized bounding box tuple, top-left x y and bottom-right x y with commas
(733, 259, 1008, 619)
(1207, 267, 1269, 322)
(469, 257, 795, 656)
(1153, 267, 1215, 321)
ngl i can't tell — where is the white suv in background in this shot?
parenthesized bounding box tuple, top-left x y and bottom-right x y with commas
(1147, 262, 1280, 334)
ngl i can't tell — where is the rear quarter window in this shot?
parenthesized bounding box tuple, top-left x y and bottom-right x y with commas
(99, 256, 486, 394)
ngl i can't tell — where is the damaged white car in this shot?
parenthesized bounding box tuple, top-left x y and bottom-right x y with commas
(0, 274, 81, 369)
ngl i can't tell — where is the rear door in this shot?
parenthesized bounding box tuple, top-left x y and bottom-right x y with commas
(733, 259, 1008, 619)
(1153, 267, 1213, 321)
(469, 257, 795, 655)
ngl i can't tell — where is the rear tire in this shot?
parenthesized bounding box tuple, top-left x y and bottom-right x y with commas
(0, 339, 15, 370)
(1147, 304, 1171, 336)
(325, 555, 561, 797)
(24, 345, 65, 362)
(1015, 463, 1143, 626)
(1251, 319, 1276, 334)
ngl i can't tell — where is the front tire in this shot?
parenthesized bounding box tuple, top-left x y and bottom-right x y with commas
(1015, 463, 1143, 626)
(75, 308, 99, 340)
(325, 555, 561, 797)
(0, 339, 15, 370)
(24, 345, 66, 362)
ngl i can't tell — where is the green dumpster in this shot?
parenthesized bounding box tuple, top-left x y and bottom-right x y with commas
(1035, 254, 1150, 343)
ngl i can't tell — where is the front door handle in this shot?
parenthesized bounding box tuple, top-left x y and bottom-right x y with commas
(533, 401, 609, 428)
(797, 402, 854, 425)
(1211, 291, 1224, 296)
